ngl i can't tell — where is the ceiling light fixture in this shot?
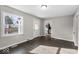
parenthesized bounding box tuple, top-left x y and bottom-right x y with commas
(41, 5, 47, 9)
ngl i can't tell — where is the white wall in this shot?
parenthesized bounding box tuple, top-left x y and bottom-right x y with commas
(44, 16, 73, 42)
(0, 6, 41, 50)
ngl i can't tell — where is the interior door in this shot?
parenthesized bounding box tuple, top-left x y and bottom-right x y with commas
(78, 16, 79, 46)
(33, 19, 40, 38)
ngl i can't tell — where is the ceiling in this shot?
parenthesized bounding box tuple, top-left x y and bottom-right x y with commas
(8, 5, 79, 19)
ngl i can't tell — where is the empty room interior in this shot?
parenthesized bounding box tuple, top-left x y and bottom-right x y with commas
(0, 5, 78, 54)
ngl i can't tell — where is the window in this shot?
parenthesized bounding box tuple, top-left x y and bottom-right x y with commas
(35, 23, 39, 30)
(1, 12, 23, 36)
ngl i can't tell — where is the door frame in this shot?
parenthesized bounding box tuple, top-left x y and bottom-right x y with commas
(73, 15, 78, 46)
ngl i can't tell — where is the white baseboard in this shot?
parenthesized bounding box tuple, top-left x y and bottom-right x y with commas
(0, 39, 28, 50)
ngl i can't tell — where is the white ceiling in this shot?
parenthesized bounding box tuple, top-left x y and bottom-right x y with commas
(8, 5, 79, 18)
